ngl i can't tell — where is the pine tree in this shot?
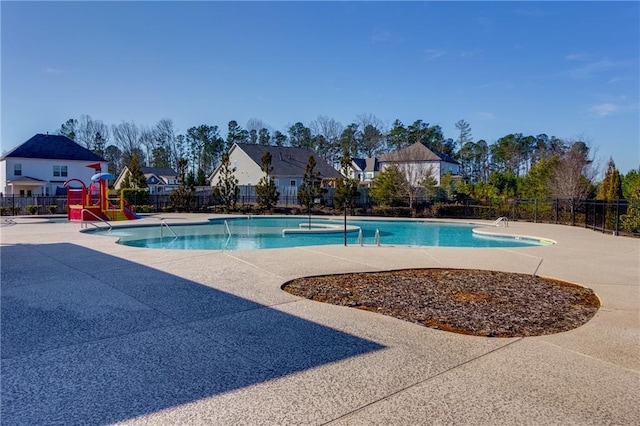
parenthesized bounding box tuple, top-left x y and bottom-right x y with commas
(213, 152, 239, 212)
(256, 151, 279, 210)
(597, 158, 622, 200)
(334, 148, 360, 211)
(170, 158, 194, 211)
(129, 152, 148, 189)
(369, 166, 405, 207)
(298, 156, 326, 226)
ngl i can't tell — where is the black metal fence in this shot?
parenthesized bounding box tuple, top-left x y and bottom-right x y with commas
(1, 192, 637, 237)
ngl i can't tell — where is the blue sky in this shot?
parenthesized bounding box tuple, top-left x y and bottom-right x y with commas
(2, 1, 639, 174)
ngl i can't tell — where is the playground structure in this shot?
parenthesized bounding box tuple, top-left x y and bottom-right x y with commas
(64, 166, 139, 222)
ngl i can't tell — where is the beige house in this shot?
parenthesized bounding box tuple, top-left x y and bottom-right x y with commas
(379, 142, 460, 186)
(209, 144, 341, 195)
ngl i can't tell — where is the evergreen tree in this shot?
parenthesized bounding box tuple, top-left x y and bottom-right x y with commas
(597, 158, 623, 200)
(119, 170, 131, 192)
(370, 166, 405, 207)
(128, 152, 148, 188)
(298, 156, 326, 226)
(622, 168, 640, 200)
(620, 168, 640, 233)
(213, 152, 239, 212)
(170, 158, 195, 211)
(334, 148, 360, 211)
(256, 152, 280, 210)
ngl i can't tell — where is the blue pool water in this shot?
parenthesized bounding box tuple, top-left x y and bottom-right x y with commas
(87, 217, 550, 250)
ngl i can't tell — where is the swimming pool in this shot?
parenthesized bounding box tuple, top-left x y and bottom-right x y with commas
(86, 216, 551, 250)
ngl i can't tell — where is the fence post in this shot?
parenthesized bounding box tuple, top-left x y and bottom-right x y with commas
(534, 199, 538, 223)
(554, 198, 558, 224)
(615, 199, 620, 236)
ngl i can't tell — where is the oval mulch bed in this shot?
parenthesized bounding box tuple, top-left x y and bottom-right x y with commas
(281, 269, 600, 337)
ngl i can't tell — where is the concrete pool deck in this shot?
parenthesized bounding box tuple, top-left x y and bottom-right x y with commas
(1, 214, 638, 425)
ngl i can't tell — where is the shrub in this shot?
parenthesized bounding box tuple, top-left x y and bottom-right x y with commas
(121, 188, 150, 206)
(47, 205, 58, 214)
(27, 205, 41, 215)
(131, 205, 154, 213)
(372, 206, 413, 217)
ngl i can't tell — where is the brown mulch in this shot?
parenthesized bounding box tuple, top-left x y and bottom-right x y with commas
(282, 269, 600, 338)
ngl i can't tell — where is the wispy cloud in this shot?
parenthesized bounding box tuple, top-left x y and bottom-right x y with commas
(459, 49, 482, 58)
(424, 49, 446, 62)
(478, 80, 514, 90)
(565, 53, 590, 61)
(513, 8, 551, 18)
(607, 77, 622, 84)
(588, 102, 638, 118)
(476, 111, 495, 120)
(565, 59, 616, 78)
(371, 28, 390, 43)
(44, 67, 65, 74)
(589, 103, 619, 117)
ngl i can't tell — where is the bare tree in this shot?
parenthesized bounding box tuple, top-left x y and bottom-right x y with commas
(74, 115, 110, 154)
(382, 143, 437, 209)
(152, 118, 176, 168)
(310, 115, 344, 166)
(112, 121, 144, 166)
(550, 140, 597, 200)
(246, 118, 272, 136)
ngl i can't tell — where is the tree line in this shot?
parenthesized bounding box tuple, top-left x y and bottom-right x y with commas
(56, 114, 639, 204)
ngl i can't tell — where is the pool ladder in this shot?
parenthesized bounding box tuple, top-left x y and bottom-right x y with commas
(491, 216, 509, 227)
(80, 209, 112, 231)
(223, 220, 232, 250)
(160, 220, 177, 237)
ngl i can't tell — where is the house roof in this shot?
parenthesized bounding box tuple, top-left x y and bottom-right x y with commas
(140, 167, 177, 177)
(379, 142, 459, 165)
(352, 158, 380, 173)
(235, 143, 341, 178)
(1, 134, 106, 162)
(5, 176, 46, 186)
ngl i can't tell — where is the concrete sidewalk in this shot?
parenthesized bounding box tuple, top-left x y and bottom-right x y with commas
(1, 215, 638, 425)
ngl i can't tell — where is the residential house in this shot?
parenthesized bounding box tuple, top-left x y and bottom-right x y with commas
(0, 133, 107, 196)
(378, 142, 460, 186)
(114, 167, 180, 194)
(349, 157, 380, 187)
(209, 143, 341, 197)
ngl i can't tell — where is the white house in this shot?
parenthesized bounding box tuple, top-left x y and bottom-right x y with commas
(209, 143, 341, 196)
(378, 142, 460, 186)
(348, 157, 380, 187)
(0, 134, 108, 196)
(113, 166, 180, 194)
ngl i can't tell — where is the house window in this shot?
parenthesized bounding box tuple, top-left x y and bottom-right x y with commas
(14, 164, 22, 176)
(53, 165, 68, 177)
(290, 180, 296, 186)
